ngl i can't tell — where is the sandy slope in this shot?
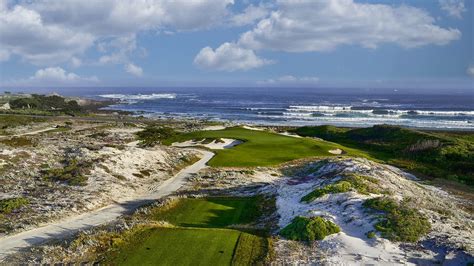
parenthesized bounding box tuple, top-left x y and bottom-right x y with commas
(0, 149, 214, 261)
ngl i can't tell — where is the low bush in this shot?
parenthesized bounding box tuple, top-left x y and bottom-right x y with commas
(42, 159, 91, 186)
(279, 216, 340, 241)
(136, 126, 177, 147)
(301, 174, 382, 202)
(363, 197, 431, 242)
(0, 136, 34, 147)
(0, 197, 29, 214)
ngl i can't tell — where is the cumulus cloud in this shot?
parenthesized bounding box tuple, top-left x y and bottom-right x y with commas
(439, 0, 466, 18)
(238, 0, 462, 52)
(194, 42, 273, 71)
(125, 63, 143, 77)
(258, 75, 320, 86)
(467, 66, 474, 77)
(230, 4, 270, 26)
(0, 0, 234, 66)
(2, 67, 99, 86)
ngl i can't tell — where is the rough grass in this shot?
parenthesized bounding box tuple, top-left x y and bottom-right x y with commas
(292, 124, 474, 186)
(301, 174, 382, 202)
(0, 136, 35, 147)
(363, 197, 431, 242)
(279, 216, 340, 241)
(42, 159, 91, 186)
(163, 127, 366, 167)
(0, 197, 29, 214)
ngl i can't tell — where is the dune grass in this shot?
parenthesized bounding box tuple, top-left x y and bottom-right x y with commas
(163, 127, 366, 167)
(107, 197, 270, 265)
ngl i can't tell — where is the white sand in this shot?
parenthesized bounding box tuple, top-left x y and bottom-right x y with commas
(202, 125, 226, 131)
(328, 148, 343, 154)
(172, 138, 242, 150)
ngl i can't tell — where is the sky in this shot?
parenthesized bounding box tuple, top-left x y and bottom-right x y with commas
(0, 0, 473, 90)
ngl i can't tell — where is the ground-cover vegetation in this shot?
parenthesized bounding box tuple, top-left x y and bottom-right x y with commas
(301, 174, 383, 202)
(0, 115, 47, 134)
(0, 136, 35, 147)
(363, 197, 431, 242)
(9, 94, 82, 115)
(42, 158, 91, 186)
(292, 125, 474, 185)
(0, 197, 29, 214)
(279, 216, 340, 241)
(161, 127, 364, 167)
(136, 126, 177, 147)
(107, 197, 271, 265)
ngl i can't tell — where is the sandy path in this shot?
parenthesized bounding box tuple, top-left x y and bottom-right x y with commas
(0, 149, 214, 260)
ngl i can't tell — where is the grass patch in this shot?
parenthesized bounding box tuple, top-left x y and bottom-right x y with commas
(0, 197, 29, 214)
(0, 136, 35, 147)
(279, 216, 340, 241)
(301, 174, 382, 202)
(151, 197, 260, 228)
(42, 159, 91, 186)
(109, 227, 244, 266)
(136, 126, 177, 147)
(292, 124, 474, 186)
(363, 197, 431, 242)
(163, 127, 366, 167)
(106, 197, 271, 265)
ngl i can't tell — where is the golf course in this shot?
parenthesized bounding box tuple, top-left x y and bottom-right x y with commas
(107, 197, 270, 265)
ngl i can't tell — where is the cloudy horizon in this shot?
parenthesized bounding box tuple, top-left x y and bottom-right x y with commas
(0, 0, 472, 90)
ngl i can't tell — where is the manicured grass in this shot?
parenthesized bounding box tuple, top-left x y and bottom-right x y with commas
(163, 127, 365, 167)
(108, 227, 242, 266)
(152, 197, 260, 227)
(107, 197, 271, 265)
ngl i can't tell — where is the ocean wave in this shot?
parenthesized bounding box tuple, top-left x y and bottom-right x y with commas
(99, 93, 177, 101)
(287, 105, 474, 116)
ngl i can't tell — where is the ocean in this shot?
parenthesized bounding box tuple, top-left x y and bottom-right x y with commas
(11, 87, 474, 130)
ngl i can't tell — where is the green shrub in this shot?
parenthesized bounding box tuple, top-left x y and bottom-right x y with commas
(366, 231, 376, 239)
(279, 216, 340, 241)
(0, 197, 29, 214)
(0, 136, 34, 147)
(301, 181, 352, 202)
(364, 197, 431, 242)
(136, 126, 177, 147)
(42, 159, 90, 186)
(302, 174, 382, 202)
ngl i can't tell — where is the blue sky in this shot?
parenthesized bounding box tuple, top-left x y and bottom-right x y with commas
(0, 0, 473, 90)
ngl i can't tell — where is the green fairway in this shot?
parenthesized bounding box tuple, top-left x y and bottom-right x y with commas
(152, 197, 260, 227)
(110, 227, 242, 266)
(164, 127, 361, 167)
(106, 197, 270, 265)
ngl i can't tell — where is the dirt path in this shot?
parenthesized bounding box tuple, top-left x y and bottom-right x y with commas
(0, 149, 214, 260)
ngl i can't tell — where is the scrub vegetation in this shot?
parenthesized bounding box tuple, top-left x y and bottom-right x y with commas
(363, 197, 431, 242)
(279, 216, 340, 241)
(301, 174, 383, 202)
(292, 124, 474, 186)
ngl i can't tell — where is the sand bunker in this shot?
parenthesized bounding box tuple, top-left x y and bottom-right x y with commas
(172, 138, 242, 150)
(328, 148, 344, 155)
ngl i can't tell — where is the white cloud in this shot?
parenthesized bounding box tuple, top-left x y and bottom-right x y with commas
(439, 0, 466, 18)
(71, 57, 82, 68)
(0, 4, 94, 65)
(238, 0, 461, 52)
(467, 66, 474, 77)
(2, 67, 99, 86)
(125, 63, 143, 77)
(258, 75, 320, 86)
(194, 42, 273, 71)
(230, 4, 270, 26)
(0, 0, 234, 66)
